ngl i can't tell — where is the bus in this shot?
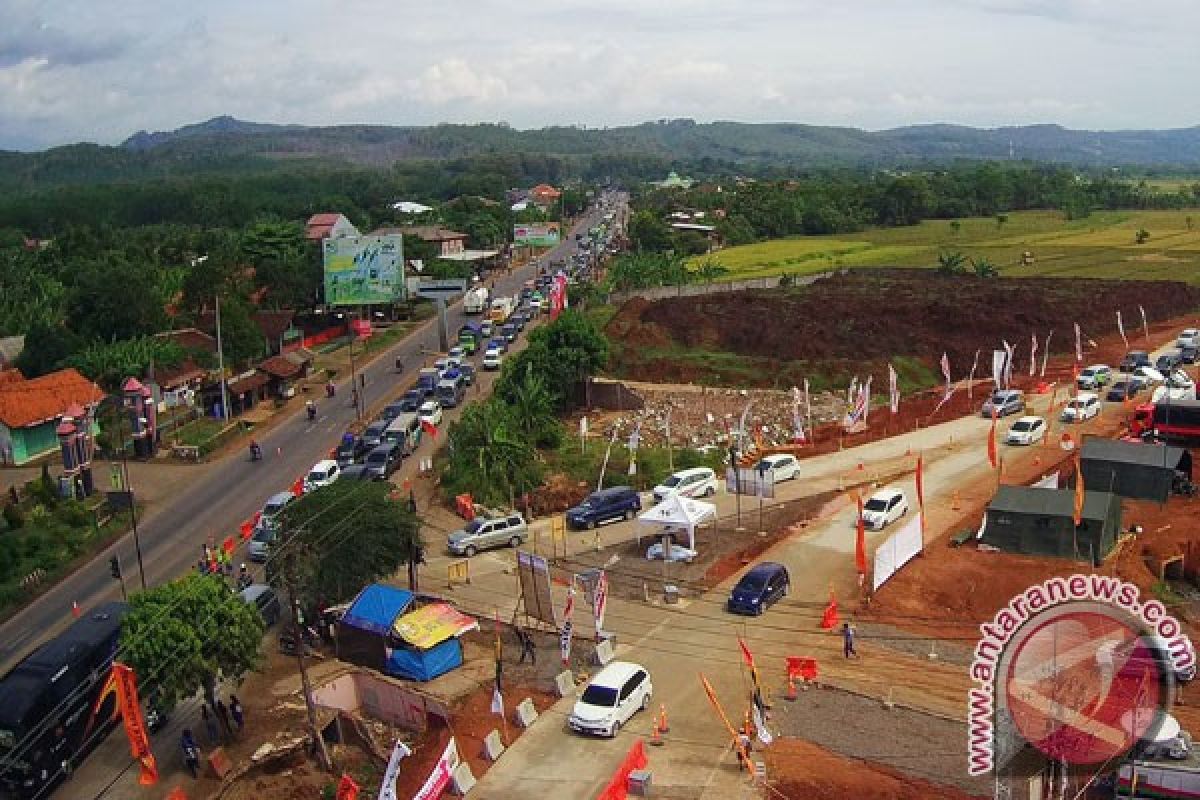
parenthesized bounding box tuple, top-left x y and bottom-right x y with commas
(0, 602, 129, 798)
(1131, 397, 1200, 440)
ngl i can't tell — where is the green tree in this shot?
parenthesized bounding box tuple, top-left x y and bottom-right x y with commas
(443, 400, 542, 508)
(241, 220, 317, 309)
(217, 296, 267, 367)
(17, 319, 81, 377)
(949, 220, 962, 235)
(692, 257, 729, 284)
(628, 210, 673, 252)
(68, 253, 166, 342)
(274, 480, 420, 607)
(497, 311, 608, 412)
(1135, 228, 1150, 244)
(120, 573, 264, 713)
(503, 365, 563, 448)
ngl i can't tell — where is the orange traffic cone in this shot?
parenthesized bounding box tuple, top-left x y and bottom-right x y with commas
(658, 704, 669, 734)
(785, 675, 797, 701)
(649, 719, 664, 746)
(71, 601, 80, 618)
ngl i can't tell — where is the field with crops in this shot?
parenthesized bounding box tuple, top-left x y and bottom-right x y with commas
(693, 209, 1200, 282)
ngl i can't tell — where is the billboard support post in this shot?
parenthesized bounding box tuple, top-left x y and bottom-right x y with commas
(436, 299, 449, 352)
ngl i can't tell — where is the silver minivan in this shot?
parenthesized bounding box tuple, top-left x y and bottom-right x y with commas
(447, 513, 528, 557)
(248, 491, 294, 562)
(384, 412, 422, 454)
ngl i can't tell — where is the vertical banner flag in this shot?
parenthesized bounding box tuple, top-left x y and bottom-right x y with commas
(1139, 305, 1149, 344)
(988, 408, 999, 469)
(700, 674, 753, 771)
(738, 638, 773, 745)
(413, 737, 460, 800)
(1073, 452, 1085, 527)
(560, 585, 575, 666)
(860, 376, 873, 425)
(627, 423, 640, 476)
(1074, 322, 1083, 362)
(940, 353, 951, 397)
(1117, 311, 1128, 349)
(843, 378, 869, 431)
(790, 386, 806, 443)
(847, 376, 858, 405)
(491, 610, 504, 715)
(854, 491, 867, 579)
(992, 349, 1007, 388)
(1041, 330, 1053, 378)
(915, 454, 925, 514)
(113, 663, 158, 786)
(888, 363, 899, 413)
(803, 379, 813, 442)
(1029, 333, 1038, 377)
(336, 774, 360, 800)
(1002, 340, 1015, 388)
(967, 349, 981, 399)
(378, 741, 413, 800)
(593, 570, 609, 633)
(738, 401, 754, 453)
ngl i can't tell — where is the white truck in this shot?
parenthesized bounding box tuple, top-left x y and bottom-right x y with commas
(464, 286, 490, 314)
(488, 295, 516, 324)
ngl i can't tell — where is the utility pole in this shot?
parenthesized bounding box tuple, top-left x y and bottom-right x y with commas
(119, 410, 147, 589)
(348, 330, 361, 421)
(214, 294, 230, 421)
(284, 564, 332, 773)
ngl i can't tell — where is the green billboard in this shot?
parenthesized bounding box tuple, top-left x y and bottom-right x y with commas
(323, 234, 405, 306)
(513, 223, 561, 248)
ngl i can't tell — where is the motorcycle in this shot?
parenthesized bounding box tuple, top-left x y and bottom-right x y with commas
(279, 625, 320, 657)
(395, 357, 404, 373)
(306, 402, 317, 422)
(326, 381, 336, 398)
(249, 442, 262, 461)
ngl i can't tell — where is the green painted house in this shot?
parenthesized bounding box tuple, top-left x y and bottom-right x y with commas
(0, 368, 105, 465)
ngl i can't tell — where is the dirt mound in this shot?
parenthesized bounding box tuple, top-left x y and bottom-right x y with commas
(765, 738, 986, 799)
(527, 472, 591, 515)
(606, 269, 1200, 388)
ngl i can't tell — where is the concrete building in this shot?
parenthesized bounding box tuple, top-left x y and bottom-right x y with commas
(0, 368, 105, 465)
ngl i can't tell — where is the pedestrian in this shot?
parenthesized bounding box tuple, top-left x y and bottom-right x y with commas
(230, 695, 245, 733)
(842, 622, 858, 659)
(214, 697, 233, 740)
(735, 730, 753, 768)
(201, 704, 219, 745)
(181, 729, 200, 779)
(517, 627, 537, 664)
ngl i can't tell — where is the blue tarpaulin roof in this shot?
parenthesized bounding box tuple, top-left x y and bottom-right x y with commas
(386, 638, 464, 682)
(341, 584, 414, 636)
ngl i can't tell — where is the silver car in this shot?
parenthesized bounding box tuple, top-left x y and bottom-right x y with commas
(447, 513, 528, 557)
(981, 389, 1025, 418)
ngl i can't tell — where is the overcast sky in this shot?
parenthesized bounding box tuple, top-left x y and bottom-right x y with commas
(2, 0, 1199, 150)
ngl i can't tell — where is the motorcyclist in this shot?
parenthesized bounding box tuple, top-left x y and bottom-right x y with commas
(249, 439, 262, 460)
(326, 380, 336, 398)
(306, 399, 317, 421)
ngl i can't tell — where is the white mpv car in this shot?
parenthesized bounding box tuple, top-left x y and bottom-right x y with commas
(859, 488, 909, 531)
(568, 661, 653, 738)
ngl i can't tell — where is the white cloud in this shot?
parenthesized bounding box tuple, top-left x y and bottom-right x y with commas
(2, 0, 1200, 149)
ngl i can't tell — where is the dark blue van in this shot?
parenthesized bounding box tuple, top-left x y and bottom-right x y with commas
(727, 562, 790, 616)
(565, 486, 641, 530)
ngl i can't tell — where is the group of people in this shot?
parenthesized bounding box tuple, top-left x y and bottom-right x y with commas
(196, 544, 253, 590)
(180, 694, 245, 779)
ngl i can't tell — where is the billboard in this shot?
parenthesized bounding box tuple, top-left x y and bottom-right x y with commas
(516, 550, 557, 627)
(513, 223, 560, 248)
(323, 234, 405, 306)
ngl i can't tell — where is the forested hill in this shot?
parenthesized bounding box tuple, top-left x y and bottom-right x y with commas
(6, 117, 1200, 192)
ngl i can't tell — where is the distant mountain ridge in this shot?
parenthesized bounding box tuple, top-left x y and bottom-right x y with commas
(4, 116, 1200, 194)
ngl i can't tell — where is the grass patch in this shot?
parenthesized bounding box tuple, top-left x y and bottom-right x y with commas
(172, 417, 227, 447)
(548, 440, 726, 493)
(690, 208, 1200, 283)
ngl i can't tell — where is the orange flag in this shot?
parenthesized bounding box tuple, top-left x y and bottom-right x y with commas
(166, 788, 189, 800)
(987, 409, 998, 469)
(819, 587, 840, 629)
(239, 520, 254, 541)
(222, 536, 235, 556)
(915, 455, 924, 512)
(1073, 452, 1085, 526)
(854, 492, 867, 577)
(112, 663, 158, 786)
(699, 674, 751, 770)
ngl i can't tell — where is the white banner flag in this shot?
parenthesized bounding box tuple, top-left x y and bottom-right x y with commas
(1117, 311, 1128, 348)
(1074, 322, 1083, 362)
(1139, 305, 1149, 343)
(861, 376, 873, 425)
(414, 737, 460, 800)
(1029, 333, 1038, 377)
(592, 571, 608, 633)
(992, 350, 1007, 388)
(1002, 340, 1015, 388)
(887, 363, 899, 413)
(1040, 331, 1053, 377)
(939, 353, 951, 397)
(378, 740, 413, 800)
(560, 586, 575, 666)
(627, 423, 640, 476)
(803, 379, 812, 440)
(790, 386, 806, 443)
(967, 349, 981, 399)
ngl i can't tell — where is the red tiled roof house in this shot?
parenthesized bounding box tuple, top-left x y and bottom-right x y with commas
(0, 368, 106, 465)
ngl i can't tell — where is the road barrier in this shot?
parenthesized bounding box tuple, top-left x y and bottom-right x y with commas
(446, 559, 470, 589)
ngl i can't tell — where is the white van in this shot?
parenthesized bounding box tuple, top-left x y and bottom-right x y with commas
(651, 467, 717, 504)
(303, 459, 340, 493)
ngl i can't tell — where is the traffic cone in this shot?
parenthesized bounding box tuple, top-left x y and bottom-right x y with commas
(649, 719, 664, 746)
(658, 704, 669, 733)
(71, 601, 80, 618)
(785, 675, 797, 702)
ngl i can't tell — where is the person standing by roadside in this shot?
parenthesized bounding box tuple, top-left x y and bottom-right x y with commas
(181, 729, 200, 779)
(842, 622, 858, 659)
(230, 695, 245, 733)
(214, 697, 234, 740)
(201, 704, 219, 745)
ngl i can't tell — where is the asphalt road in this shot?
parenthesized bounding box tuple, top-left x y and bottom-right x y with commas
(0, 200, 618, 676)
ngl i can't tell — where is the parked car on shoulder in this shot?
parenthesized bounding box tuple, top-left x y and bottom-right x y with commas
(651, 467, 717, 504)
(487, 337, 508, 353)
(339, 464, 374, 481)
(362, 420, 389, 449)
(1005, 416, 1046, 446)
(981, 389, 1025, 418)
(335, 435, 366, 466)
(568, 662, 653, 738)
(239, 584, 281, 627)
(363, 443, 402, 480)
(500, 323, 518, 343)
(754, 454, 801, 482)
(1182, 345, 1198, 364)
(566, 486, 642, 530)
(1156, 350, 1183, 373)
(482, 348, 503, 371)
(1119, 351, 1151, 372)
(248, 492, 295, 562)
(859, 488, 908, 531)
(727, 562, 790, 616)
(303, 459, 340, 493)
(1175, 328, 1199, 349)
(418, 400, 443, 427)
(399, 389, 424, 412)
(446, 512, 528, 557)
(458, 364, 476, 386)
(1077, 365, 1113, 391)
(380, 401, 406, 422)
(1061, 392, 1101, 423)
(1106, 380, 1140, 402)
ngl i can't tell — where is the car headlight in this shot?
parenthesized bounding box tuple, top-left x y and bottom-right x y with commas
(751, 597, 760, 604)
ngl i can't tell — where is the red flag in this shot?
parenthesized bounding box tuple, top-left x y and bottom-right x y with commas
(290, 478, 304, 497)
(112, 663, 159, 786)
(820, 589, 840, 629)
(854, 492, 866, 576)
(336, 773, 360, 800)
(221, 536, 235, 557)
(166, 788, 189, 800)
(421, 419, 438, 438)
(737, 636, 754, 668)
(239, 520, 253, 541)
(915, 455, 924, 512)
(987, 409, 998, 469)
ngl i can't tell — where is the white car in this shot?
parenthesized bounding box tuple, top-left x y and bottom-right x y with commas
(1077, 365, 1113, 391)
(568, 661, 653, 737)
(1005, 416, 1046, 446)
(1132, 366, 1164, 386)
(651, 467, 717, 504)
(303, 459, 340, 493)
(1061, 392, 1101, 423)
(1166, 369, 1196, 389)
(859, 488, 908, 531)
(448, 345, 467, 362)
(755, 453, 801, 482)
(481, 348, 503, 371)
(645, 542, 697, 563)
(1176, 328, 1199, 349)
(417, 401, 443, 427)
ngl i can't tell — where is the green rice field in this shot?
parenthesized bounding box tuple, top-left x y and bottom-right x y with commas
(691, 209, 1200, 283)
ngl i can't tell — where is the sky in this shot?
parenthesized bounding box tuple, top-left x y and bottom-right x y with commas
(2, 0, 1199, 151)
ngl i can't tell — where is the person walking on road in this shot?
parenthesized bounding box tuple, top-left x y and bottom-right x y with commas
(230, 695, 245, 733)
(201, 704, 219, 745)
(181, 729, 200, 779)
(517, 627, 537, 664)
(842, 622, 858, 659)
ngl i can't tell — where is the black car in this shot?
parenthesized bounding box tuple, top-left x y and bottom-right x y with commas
(501, 323, 518, 343)
(727, 562, 790, 616)
(1182, 345, 1199, 364)
(334, 435, 367, 466)
(1119, 351, 1151, 372)
(510, 311, 527, 331)
(381, 401, 405, 422)
(339, 464, 374, 481)
(459, 364, 476, 386)
(565, 486, 641, 530)
(1156, 350, 1183, 373)
(1106, 381, 1139, 402)
(399, 389, 424, 412)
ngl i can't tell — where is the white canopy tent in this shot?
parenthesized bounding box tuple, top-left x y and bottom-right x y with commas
(637, 493, 717, 550)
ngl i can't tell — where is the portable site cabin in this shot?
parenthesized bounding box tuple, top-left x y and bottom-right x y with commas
(337, 584, 414, 672)
(980, 486, 1122, 565)
(1080, 437, 1191, 504)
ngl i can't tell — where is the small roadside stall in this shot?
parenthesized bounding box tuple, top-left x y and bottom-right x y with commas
(637, 493, 717, 561)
